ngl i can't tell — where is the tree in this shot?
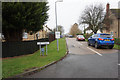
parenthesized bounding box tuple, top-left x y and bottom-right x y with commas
(69, 23, 82, 37)
(79, 4, 105, 34)
(53, 25, 64, 35)
(2, 2, 49, 41)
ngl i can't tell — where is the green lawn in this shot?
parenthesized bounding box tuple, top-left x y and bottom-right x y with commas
(113, 44, 120, 50)
(2, 38, 67, 78)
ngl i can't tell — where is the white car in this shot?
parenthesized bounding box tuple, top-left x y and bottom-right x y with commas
(76, 35, 85, 41)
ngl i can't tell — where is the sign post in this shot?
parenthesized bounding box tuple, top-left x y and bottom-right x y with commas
(55, 31, 60, 51)
(37, 42, 49, 56)
(55, 31, 60, 39)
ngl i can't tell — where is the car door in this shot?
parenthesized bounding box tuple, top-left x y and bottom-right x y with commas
(92, 34, 97, 45)
(90, 34, 95, 45)
(88, 36, 92, 44)
(89, 35, 95, 45)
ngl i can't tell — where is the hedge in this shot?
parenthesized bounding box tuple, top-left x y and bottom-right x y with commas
(2, 38, 49, 58)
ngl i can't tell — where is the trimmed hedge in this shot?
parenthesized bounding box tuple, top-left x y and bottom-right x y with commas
(2, 38, 49, 58)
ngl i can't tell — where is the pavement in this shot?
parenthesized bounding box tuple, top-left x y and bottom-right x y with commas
(24, 38, 119, 78)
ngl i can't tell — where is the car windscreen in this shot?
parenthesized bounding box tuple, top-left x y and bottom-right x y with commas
(100, 34, 112, 38)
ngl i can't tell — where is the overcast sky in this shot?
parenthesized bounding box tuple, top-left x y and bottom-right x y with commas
(46, 0, 120, 34)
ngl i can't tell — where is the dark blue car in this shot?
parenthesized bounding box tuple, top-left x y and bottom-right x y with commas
(88, 33, 114, 49)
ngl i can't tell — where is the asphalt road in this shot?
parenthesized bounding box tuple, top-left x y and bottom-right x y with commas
(67, 38, 118, 55)
(24, 38, 119, 78)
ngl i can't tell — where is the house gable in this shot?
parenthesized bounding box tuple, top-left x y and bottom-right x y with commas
(103, 3, 120, 38)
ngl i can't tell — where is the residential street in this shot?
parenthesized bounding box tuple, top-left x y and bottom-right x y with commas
(24, 38, 118, 78)
(2, 1, 120, 79)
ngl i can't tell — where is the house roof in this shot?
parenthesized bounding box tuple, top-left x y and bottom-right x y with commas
(45, 25, 52, 32)
(110, 9, 120, 19)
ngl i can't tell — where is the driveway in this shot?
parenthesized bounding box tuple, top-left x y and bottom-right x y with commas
(24, 38, 118, 78)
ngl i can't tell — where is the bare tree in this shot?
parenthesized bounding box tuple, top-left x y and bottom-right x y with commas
(79, 4, 105, 34)
(53, 25, 64, 35)
(69, 23, 82, 37)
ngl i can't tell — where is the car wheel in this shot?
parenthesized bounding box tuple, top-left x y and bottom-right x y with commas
(95, 42, 99, 49)
(88, 41, 90, 46)
(109, 46, 113, 49)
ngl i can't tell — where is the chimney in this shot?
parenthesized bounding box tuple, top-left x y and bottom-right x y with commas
(106, 3, 110, 32)
(106, 3, 110, 14)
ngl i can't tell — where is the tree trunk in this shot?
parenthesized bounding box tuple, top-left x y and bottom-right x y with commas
(94, 32, 97, 34)
(3, 29, 23, 42)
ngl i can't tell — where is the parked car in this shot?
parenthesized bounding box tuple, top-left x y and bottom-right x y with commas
(69, 35, 74, 38)
(60, 35, 63, 38)
(76, 35, 85, 41)
(88, 33, 114, 49)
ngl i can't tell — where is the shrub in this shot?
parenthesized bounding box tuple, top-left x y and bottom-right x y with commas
(83, 33, 93, 39)
(114, 38, 120, 45)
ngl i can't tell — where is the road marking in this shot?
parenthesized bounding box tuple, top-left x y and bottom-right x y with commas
(78, 42, 83, 45)
(87, 47, 102, 56)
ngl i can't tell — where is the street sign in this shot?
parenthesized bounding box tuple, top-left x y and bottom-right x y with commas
(37, 42, 49, 45)
(37, 42, 49, 56)
(55, 31, 60, 39)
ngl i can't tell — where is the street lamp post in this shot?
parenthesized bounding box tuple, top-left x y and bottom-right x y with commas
(55, 0, 63, 51)
(118, 18, 120, 38)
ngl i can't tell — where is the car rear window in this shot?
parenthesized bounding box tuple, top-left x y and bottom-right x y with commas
(78, 35, 84, 38)
(100, 34, 112, 38)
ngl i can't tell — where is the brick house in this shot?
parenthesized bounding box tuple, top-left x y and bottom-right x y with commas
(103, 3, 120, 38)
(23, 25, 52, 41)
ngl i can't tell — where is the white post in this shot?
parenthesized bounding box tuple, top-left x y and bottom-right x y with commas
(55, 2, 59, 52)
(55, 0, 63, 51)
(39, 44, 41, 55)
(37, 42, 49, 56)
(46, 44, 47, 55)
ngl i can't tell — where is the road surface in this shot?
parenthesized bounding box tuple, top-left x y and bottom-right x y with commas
(24, 38, 118, 78)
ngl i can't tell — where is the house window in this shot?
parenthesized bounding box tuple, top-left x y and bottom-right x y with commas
(23, 32, 28, 39)
(110, 32, 113, 37)
(111, 32, 113, 35)
(37, 32, 39, 37)
(0, 33, 5, 40)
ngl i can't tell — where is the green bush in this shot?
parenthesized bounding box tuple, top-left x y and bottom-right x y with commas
(83, 33, 93, 39)
(114, 38, 120, 45)
(114, 44, 120, 49)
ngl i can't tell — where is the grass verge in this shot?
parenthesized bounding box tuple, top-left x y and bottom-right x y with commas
(2, 38, 66, 78)
(85, 39, 88, 42)
(113, 44, 120, 50)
